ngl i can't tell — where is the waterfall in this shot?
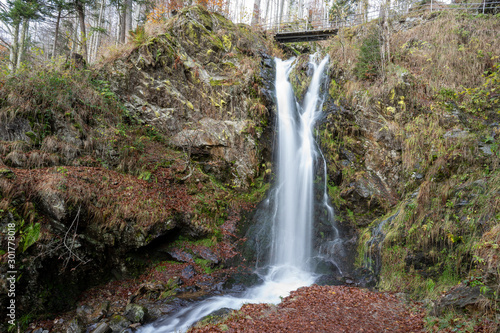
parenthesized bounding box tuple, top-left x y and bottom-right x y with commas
(138, 55, 332, 333)
(271, 55, 329, 276)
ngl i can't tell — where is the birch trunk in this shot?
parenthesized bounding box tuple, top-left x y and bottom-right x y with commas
(363, 0, 368, 22)
(278, 0, 284, 26)
(70, 18, 78, 56)
(9, 19, 20, 72)
(380, 1, 390, 76)
(16, 18, 29, 70)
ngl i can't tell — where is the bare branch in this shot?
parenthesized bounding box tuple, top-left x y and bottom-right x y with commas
(0, 35, 11, 49)
(62, 205, 91, 270)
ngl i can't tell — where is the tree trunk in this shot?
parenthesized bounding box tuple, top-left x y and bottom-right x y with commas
(263, 0, 270, 25)
(278, 0, 285, 27)
(9, 19, 20, 72)
(70, 18, 77, 56)
(52, 9, 62, 59)
(384, 0, 391, 62)
(125, 0, 132, 40)
(133, 1, 141, 29)
(119, 0, 126, 43)
(362, 0, 368, 22)
(251, 0, 262, 25)
(93, 0, 105, 62)
(234, 0, 240, 22)
(16, 18, 29, 70)
(115, 13, 120, 45)
(76, 0, 88, 62)
(380, 2, 390, 77)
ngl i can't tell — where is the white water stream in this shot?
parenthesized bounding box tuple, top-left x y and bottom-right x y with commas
(139, 55, 330, 333)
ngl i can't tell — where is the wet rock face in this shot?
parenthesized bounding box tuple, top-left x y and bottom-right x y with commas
(103, 5, 272, 188)
(181, 265, 196, 279)
(195, 307, 233, 327)
(300, 58, 406, 229)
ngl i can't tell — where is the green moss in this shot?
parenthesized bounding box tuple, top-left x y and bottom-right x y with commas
(355, 229, 371, 268)
(210, 79, 226, 86)
(183, 5, 214, 30)
(194, 258, 214, 274)
(209, 36, 225, 51)
(328, 79, 342, 102)
(222, 35, 232, 51)
(25, 131, 37, 144)
(186, 22, 200, 45)
(327, 183, 346, 207)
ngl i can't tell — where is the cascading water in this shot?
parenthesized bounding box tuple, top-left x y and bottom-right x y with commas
(139, 55, 333, 333)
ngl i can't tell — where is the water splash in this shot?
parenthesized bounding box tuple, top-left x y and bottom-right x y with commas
(138, 55, 331, 333)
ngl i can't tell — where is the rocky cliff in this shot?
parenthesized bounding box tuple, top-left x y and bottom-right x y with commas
(101, 6, 275, 188)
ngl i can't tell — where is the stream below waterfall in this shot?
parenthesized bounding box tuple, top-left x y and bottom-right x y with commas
(139, 54, 338, 333)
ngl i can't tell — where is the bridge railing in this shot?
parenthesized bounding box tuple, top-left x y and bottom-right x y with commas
(260, 1, 500, 34)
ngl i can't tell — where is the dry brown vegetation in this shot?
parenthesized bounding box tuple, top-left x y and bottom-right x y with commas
(323, 11, 500, 110)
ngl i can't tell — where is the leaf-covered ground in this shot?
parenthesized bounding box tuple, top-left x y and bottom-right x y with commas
(190, 285, 425, 333)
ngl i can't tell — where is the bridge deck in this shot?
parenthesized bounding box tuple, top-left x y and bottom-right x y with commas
(275, 28, 339, 43)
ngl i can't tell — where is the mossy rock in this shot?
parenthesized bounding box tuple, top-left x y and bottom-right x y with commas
(108, 314, 131, 332)
(123, 303, 148, 323)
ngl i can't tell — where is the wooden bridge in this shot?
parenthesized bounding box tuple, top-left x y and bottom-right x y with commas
(264, 17, 345, 43)
(275, 26, 339, 43)
(262, 1, 499, 43)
